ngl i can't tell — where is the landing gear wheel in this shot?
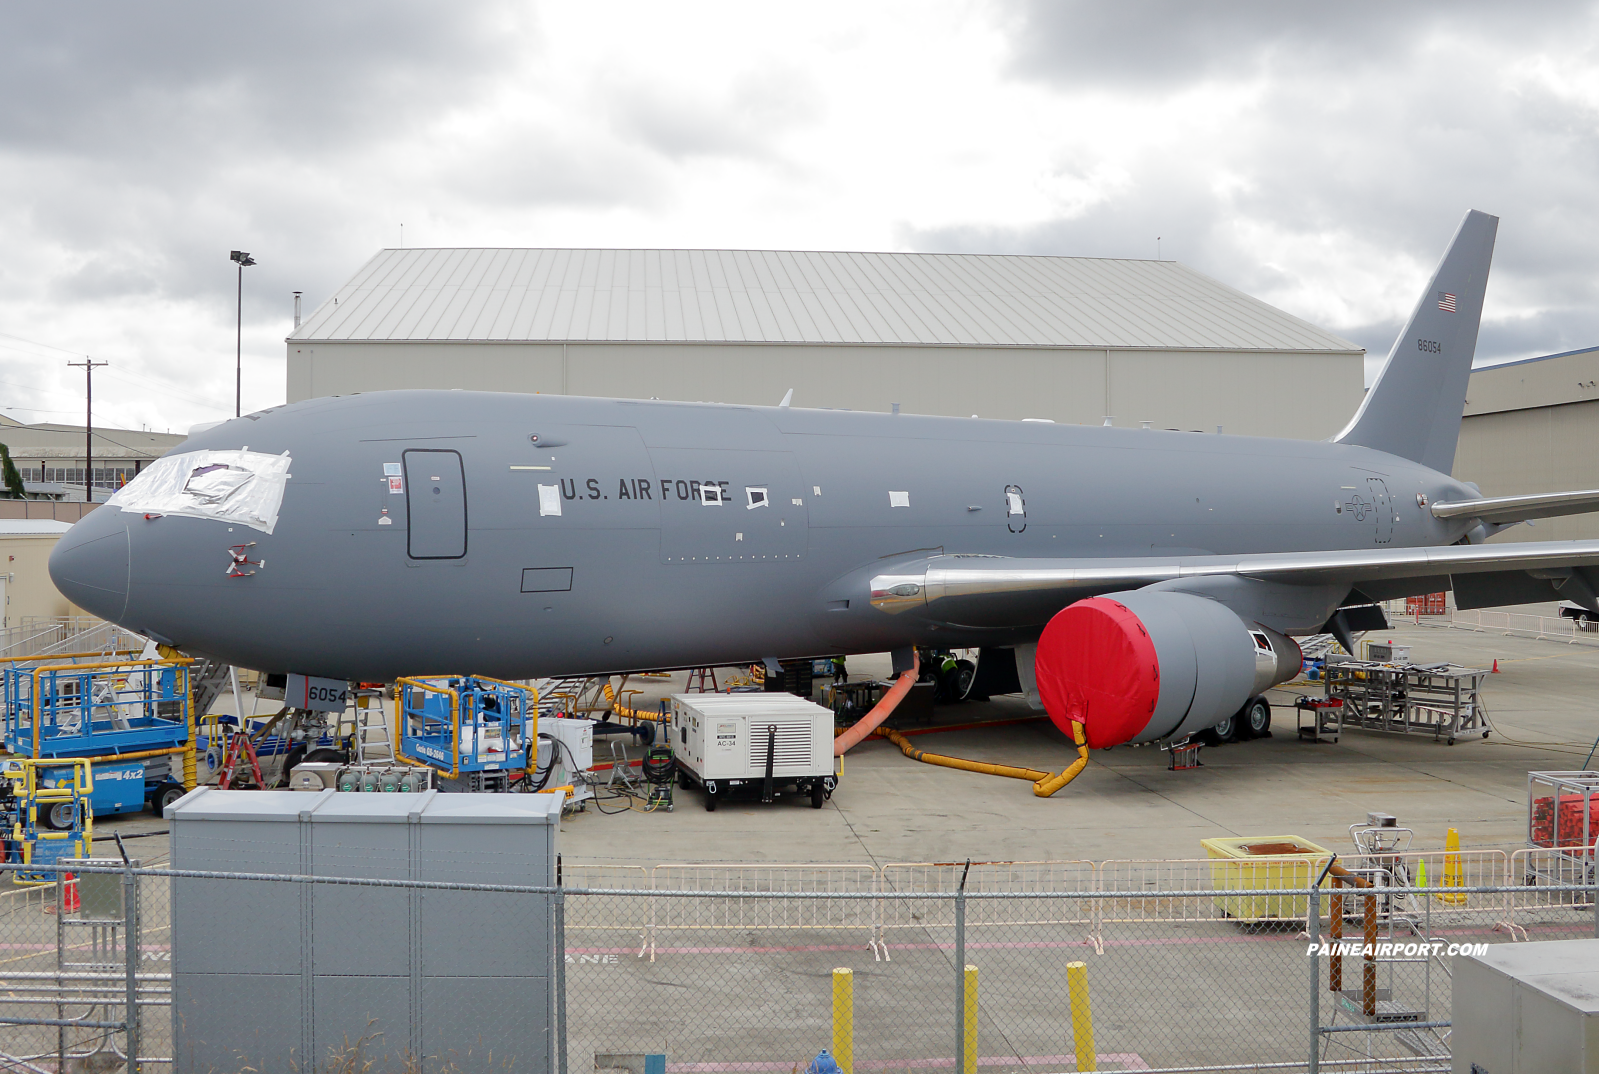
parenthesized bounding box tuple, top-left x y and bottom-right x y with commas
(281, 742, 309, 782)
(704, 781, 718, 812)
(1240, 696, 1272, 740)
(303, 747, 348, 765)
(45, 802, 77, 831)
(151, 782, 187, 814)
(953, 659, 977, 700)
(811, 782, 827, 809)
(1201, 713, 1242, 745)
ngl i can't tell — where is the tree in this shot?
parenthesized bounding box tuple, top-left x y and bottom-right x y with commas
(0, 443, 25, 499)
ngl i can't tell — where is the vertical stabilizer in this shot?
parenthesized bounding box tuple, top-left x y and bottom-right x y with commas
(1333, 210, 1498, 474)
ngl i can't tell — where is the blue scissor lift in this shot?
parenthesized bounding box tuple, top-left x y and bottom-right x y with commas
(2, 655, 193, 829)
(398, 676, 534, 791)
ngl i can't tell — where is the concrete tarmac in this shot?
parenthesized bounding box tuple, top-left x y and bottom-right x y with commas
(563, 619, 1599, 867)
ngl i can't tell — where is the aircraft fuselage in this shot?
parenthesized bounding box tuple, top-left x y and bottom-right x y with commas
(50, 390, 1477, 681)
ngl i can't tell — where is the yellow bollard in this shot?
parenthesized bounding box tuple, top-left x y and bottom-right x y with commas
(1441, 827, 1466, 905)
(832, 967, 854, 1074)
(1066, 960, 1096, 1072)
(963, 964, 979, 1074)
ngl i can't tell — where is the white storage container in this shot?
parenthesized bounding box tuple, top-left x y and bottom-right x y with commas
(669, 693, 837, 811)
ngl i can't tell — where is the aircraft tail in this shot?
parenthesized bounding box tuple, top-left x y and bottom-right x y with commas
(1333, 209, 1498, 474)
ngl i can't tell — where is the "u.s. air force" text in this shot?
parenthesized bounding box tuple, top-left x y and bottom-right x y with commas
(558, 478, 731, 502)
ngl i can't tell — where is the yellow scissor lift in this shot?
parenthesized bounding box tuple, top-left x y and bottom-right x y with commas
(2, 756, 94, 885)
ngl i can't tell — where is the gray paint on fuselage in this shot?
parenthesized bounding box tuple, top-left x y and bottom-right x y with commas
(54, 389, 1478, 681)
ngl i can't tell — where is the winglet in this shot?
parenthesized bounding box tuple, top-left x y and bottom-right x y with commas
(778, 388, 794, 408)
(1333, 210, 1498, 474)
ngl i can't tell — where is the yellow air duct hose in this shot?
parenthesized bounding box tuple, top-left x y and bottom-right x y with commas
(876, 720, 1090, 797)
(602, 682, 668, 722)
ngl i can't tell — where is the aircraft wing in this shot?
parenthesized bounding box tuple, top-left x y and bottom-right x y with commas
(868, 538, 1599, 626)
(1430, 488, 1599, 525)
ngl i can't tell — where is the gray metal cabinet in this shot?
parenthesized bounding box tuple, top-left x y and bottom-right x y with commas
(169, 788, 559, 1073)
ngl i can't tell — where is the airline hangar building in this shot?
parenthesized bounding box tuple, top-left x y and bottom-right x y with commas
(286, 248, 1366, 439)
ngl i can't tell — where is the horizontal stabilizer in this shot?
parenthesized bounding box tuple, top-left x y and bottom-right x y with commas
(1431, 488, 1599, 525)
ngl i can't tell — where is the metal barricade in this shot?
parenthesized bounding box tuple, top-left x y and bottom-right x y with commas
(878, 860, 1098, 957)
(646, 863, 880, 961)
(1508, 846, 1599, 941)
(562, 864, 652, 958)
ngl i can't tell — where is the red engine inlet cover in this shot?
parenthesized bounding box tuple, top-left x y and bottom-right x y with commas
(1035, 597, 1160, 749)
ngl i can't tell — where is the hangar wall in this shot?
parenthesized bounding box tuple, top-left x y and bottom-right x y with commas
(286, 340, 1363, 440)
(1456, 346, 1599, 542)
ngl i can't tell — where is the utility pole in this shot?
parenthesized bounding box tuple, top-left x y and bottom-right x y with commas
(67, 359, 108, 502)
(230, 250, 257, 417)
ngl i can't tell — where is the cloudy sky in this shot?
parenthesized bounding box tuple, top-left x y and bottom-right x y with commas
(2, 1, 1596, 434)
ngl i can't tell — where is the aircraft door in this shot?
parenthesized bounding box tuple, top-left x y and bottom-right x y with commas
(1367, 477, 1394, 545)
(404, 449, 467, 559)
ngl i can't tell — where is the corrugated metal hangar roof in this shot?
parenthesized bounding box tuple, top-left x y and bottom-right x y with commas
(293, 248, 1360, 352)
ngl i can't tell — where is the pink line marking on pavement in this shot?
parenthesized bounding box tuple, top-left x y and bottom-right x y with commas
(667, 1054, 1149, 1072)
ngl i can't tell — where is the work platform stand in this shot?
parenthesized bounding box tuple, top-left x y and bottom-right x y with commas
(1296, 697, 1345, 743)
(1314, 660, 1493, 744)
(1309, 865, 1451, 1071)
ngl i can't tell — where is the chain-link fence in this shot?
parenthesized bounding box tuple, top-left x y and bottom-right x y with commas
(2, 854, 1594, 1073)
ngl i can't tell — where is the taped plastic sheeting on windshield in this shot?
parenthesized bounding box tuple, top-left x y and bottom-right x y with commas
(106, 449, 293, 534)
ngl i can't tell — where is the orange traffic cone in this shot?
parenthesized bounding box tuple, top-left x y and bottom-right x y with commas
(1492, 660, 1500, 673)
(62, 873, 80, 914)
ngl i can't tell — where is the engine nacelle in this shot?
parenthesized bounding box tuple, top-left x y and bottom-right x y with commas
(1033, 591, 1301, 748)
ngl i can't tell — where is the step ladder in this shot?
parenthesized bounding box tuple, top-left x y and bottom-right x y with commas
(351, 688, 393, 763)
(687, 667, 719, 693)
(218, 729, 265, 789)
(607, 738, 638, 791)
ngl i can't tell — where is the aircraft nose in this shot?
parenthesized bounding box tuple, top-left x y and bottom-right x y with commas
(48, 509, 131, 621)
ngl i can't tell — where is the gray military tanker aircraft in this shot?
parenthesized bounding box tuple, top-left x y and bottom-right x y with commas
(48, 210, 1599, 753)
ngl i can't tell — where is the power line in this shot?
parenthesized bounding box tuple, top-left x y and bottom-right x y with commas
(0, 330, 88, 356)
(0, 404, 76, 415)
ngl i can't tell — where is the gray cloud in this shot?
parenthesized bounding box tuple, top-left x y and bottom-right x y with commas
(898, 1, 1599, 368)
(1002, 1, 1588, 91)
(4, 0, 1598, 433)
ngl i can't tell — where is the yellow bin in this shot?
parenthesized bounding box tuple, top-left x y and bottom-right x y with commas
(1201, 835, 1334, 922)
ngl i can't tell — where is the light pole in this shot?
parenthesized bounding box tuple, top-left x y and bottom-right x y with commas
(230, 250, 257, 417)
(67, 358, 108, 502)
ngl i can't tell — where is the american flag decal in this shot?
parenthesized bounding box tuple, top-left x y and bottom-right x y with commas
(1438, 292, 1457, 312)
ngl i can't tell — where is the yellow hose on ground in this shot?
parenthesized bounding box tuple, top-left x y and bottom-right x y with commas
(877, 726, 1048, 782)
(1031, 722, 1090, 797)
(875, 720, 1090, 798)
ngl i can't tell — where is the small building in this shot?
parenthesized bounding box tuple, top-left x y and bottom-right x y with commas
(1457, 345, 1599, 541)
(0, 519, 78, 637)
(286, 248, 1367, 439)
(0, 415, 185, 503)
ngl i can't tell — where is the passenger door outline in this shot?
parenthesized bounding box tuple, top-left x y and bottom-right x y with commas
(403, 449, 467, 559)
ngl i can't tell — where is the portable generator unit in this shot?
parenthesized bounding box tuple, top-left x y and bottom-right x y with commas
(669, 693, 837, 811)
